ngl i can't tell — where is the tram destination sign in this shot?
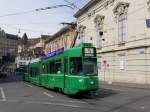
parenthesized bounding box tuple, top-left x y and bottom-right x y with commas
(83, 48, 96, 57)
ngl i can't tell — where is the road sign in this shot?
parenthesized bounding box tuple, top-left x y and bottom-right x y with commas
(146, 19, 150, 28)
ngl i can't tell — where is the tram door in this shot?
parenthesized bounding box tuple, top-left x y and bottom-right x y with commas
(64, 57, 68, 88)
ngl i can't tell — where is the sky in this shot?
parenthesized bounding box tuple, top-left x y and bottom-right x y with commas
(0, 0, 89, 38)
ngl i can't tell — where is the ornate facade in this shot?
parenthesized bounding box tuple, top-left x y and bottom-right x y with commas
(147, 0, 150, 11)
(74, 0, 150, 84)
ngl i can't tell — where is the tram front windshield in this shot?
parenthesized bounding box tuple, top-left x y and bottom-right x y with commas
(70, 57, 97, 75)
(83, 58, 97, 75)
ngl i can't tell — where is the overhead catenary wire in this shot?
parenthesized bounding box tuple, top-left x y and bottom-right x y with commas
(35, 4, 74, 11)
(0, 3, 77, 34)
(0, 10, 35, 18)
(0, 22, 56, 26)
(64, 0, 82, 10)
(1, 23, 51, 34)
(0, 4, 75, 18)
(0, 1, 85, 34)
(1, 1, 145, 36)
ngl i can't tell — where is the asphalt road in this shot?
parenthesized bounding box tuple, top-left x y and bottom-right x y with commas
(0, 75, 150, 112)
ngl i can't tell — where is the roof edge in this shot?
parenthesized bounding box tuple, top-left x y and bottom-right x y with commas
(74, 0, 101, 18)
(45, 24, 76, 44)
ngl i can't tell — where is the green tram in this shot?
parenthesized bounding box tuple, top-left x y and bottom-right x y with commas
(24, 43, 99, 95)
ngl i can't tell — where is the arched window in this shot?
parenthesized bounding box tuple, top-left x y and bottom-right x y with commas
(94, 14, 105, 48)
(113, 2, 129, 44)
(147, 0, 150, 12)
(77, 25, 86, 43)
(118, 13, 126, 43)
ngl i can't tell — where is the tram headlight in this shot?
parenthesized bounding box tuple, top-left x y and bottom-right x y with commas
(90, 81, 94, 85)
(79, 79, 84, 83)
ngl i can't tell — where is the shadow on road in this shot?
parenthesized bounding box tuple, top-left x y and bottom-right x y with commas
(70, 88, 118, 100)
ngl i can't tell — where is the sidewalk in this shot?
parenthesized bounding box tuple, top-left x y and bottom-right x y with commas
(100, 81, 150, 90)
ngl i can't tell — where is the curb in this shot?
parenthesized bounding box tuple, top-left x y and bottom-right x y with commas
(100, 81, 150, 90)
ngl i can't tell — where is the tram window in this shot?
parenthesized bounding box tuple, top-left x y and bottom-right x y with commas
(33, 69, 35, 77)
(31, 68, 35, 77)
(48, 60, 62, 74)
(50, 61, 55, 74)
(30, 67, 39, 77)
(32, 68, 35, 77)
(42, 64, 45, 73)
(46, 63, 50, 73)
(70, 57, 82, 75)
(30, 68, 33, 76)
(35, 67, 39, 76)
(83, 58, 97, 75)
(64, 57, 68, 74)
(55, 60, 62, 74)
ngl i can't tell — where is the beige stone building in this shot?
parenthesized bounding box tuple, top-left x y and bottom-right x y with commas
(74, 0, 150, 84)
(45, 24, 76, 54)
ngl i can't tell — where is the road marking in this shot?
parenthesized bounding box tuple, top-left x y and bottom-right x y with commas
(104, 88, 126, 92)
(23, 83, 33, 88)
(43, 92, 54, 98)
(27, 101, 80, 108)
(68, 100, 87, 104)
(0, 99, 80, 108)
(0, 87, 6, 101)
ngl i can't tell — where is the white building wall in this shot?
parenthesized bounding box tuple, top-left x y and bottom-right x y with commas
(75, 0, 150, 84)
(16, 56, 31, 68)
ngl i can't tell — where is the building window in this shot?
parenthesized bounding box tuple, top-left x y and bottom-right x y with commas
(109, 0, 115, 5)
(88, 13, 91, 18)
(64, 37, 68, 49)
(98, 62, 101, 70)
(91, 10, 95, 16)
(61, 38, 63, 48)
(118, 54, 125, 70)
(104, 1, 109, 9)
(94, 14, 105, 48)
(90, 37, 93, 40)
(47, 60, 62, 74)
(52, 43, 54, 51)
(113, 2, 129, 44)
(147, 0, 150, 11)
(77, 25, 86, 43)
(78, 35, 80, 39)
(118, 14, 126, 43)
(98, 31, 104, 48)
(48, 44, 51, 53)
(88, 10, 95, 18)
